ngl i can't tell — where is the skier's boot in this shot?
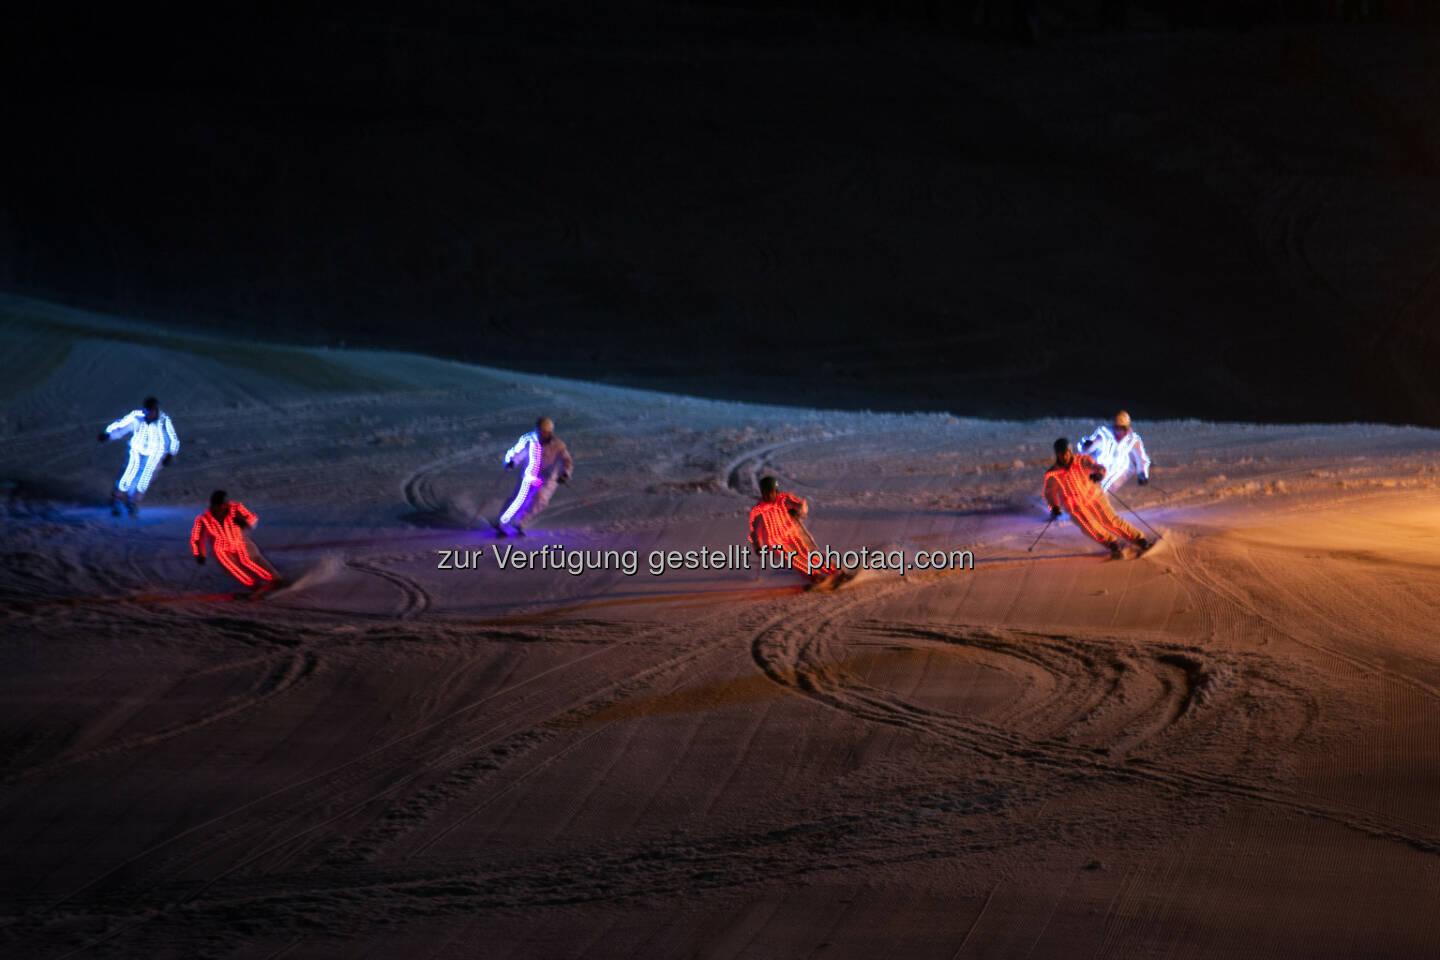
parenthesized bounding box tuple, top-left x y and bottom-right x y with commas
(110, 498, 122, 517)
(514, 523, 527, 537)
(1135, 537, 1153, 555)
(1108, 541, 1125, 560)
(249, 577, 287, 600)
(125, 497, 139, 518)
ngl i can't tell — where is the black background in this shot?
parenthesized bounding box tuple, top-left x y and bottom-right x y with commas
(5, 2, 1440, 423)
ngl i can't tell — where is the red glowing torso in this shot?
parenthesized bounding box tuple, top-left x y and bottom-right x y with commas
(749, 492, 807, 547)
(191, 502, 259, 556)
(1044, 455, 1104, 509)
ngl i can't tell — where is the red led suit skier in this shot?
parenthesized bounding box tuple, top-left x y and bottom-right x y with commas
(748, 476, 843, 587)
(191, 490, 279, 588)
(1043, 438, 1151, 559)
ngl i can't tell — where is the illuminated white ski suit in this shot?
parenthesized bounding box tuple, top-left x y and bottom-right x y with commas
(498, 429, 573, 528)
(1077, 424, 1149, 493)
(105, 409, 180, 500)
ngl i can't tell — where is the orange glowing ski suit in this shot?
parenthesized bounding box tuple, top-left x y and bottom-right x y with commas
(1043, 454, 1143, 547)
(748, 491, 839, 580)
(191, 501, 276, 587)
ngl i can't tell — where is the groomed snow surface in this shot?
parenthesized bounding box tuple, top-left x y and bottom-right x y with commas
(3, 297, 1440, 958)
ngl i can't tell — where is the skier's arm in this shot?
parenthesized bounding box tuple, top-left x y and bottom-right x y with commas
(779, 492, 808, 518)
(234, 503, 258, 530)
(749, 514, 764, 553)
(1131, 434, 1151, 480)
(1079, 454, 1106, 482)
(558, 441, 573, 479)
(503, 432, 530, 467)
(164, 415, 180, 455)
(190, 516, 210, 558)
(1043, 475, 1063, 514)
(102, 411, 139, 441)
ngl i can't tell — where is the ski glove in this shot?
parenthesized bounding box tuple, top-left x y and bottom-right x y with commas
(235, 516, 250, 529)
(162, 453, 173, 467)
(97, 431, 109, 443)
(558, 474, 569, 484)
(1137, 476, 1148, 486)
(504, 461, 514, 471)
(1090, 472, 1103, 483)
(1049, 507, 1062, 520)
(195, 555, 206, 565)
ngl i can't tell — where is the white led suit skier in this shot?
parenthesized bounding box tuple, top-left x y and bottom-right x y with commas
(98, 396, 179, 515)
(494, 417, 573, 536)
(1077, 410, 1150, 493)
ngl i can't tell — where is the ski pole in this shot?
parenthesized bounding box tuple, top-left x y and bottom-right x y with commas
(1108, 490, 1162, 539)
(1028, 517, 1055, 552)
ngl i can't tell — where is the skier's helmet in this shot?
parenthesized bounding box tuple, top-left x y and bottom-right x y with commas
(759, 476, 778, 498)
(210, 489, 227, 506)
(1053, 437, 1070, 455)
(1114, 410, 1131, 429)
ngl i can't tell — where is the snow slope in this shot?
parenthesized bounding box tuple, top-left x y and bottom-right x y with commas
(2, 298, 1440, 958)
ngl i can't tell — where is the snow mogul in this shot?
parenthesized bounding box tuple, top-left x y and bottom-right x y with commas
(494, 417, 573, 536)
(748, 476, 846, 589)
(1076, 410, 1151, 493)
(97, 396, 180, 516)
(1044, 438, 1152, 559)
(191, 490, 280, 589)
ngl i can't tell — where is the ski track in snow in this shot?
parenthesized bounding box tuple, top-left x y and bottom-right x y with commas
(4, 647, 318, 785)
(345, 560, 432, 620)
(751, 598, 1440, 855)
(4, 306, 1440, 957)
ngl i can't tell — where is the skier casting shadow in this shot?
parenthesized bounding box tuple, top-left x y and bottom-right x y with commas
(748, 476, 851, 591)
(1043, 438, 1152, 560)
(98, 396, 179, 516)
(487, 417, 573, 537)
(191, 490, 284, 596)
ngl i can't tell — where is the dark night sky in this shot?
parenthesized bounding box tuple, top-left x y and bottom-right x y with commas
(4, 3, 1440, 424)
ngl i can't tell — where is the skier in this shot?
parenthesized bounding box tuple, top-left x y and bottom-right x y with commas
(493, 417, 573, 536)
(191, 490, 280, 589)
(1077, 410, 1151, 493)
(97, 396, 179, 515)
(1044, 438, 1151, 559)
(748, 476, 845, 589)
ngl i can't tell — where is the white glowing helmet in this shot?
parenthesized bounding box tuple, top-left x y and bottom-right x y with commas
(1114, 410, 1131, 429)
